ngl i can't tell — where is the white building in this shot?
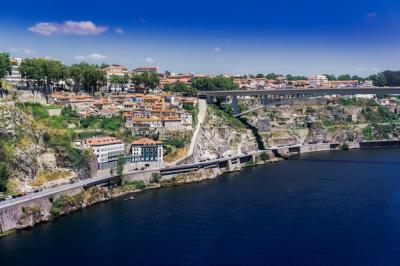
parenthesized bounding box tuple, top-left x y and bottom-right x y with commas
(361, 80, 374, 87)
(85, 136, 125, 169)
(6, 58, 23, 87)
(308, 75, 329, 87)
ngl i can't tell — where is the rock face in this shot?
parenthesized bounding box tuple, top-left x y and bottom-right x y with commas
(244, 97, 400, 147)
(0, 106, 77, 193)
(193, 108, 258, 161)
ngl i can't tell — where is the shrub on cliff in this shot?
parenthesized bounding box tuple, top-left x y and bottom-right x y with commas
(50, 194, 83, 216)
(0, 162, 10, 192)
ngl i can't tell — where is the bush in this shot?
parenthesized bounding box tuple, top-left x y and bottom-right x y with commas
(362, 126, 373, 140)
(102, 116, 123, 131)
(0, 162, 10, 192)
(17, 102, 49, 119)
(42, 132, 51, 142)
(260, 152, 270, 161)
(151, 173, 161, 183)
(122, 180, 146, 189)
(164, 138, 186, 149)
(341, 143, 349, 150)
(67, 148, 87, 168)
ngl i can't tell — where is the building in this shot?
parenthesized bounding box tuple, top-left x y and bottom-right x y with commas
(104, 65, 129, 91)
(134, 67, 158, 74)
(361, 80, 374, 87)
(308, 75, 329, 87)
(85, 136, 125, 169)
(6, 58, 23, 87)
(131, 138, 163, 168)
(329, 80, 358, 88)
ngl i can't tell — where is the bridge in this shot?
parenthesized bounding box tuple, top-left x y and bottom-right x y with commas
(198, 87, 400, 115)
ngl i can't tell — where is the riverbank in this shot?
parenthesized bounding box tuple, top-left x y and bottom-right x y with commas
(3, 147, 400, 265)
(1, 140, 400, 238)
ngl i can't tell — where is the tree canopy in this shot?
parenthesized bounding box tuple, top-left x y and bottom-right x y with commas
(0, 53, 11, 87)
(130, 71, 160, 90)
(163, 81, 198, 96)
(191, 76, 238, 91)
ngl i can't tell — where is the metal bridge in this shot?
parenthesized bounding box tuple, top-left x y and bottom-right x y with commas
(198, 87, 400, 115)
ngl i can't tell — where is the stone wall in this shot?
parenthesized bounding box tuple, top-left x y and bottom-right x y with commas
(0, 186, 83, 233)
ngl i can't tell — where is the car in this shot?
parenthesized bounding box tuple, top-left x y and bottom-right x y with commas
(4, 196, 12, 201)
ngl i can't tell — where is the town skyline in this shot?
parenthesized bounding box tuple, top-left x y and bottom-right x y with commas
(2, 0, 400, 75)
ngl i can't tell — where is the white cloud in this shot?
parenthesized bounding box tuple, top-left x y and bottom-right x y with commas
(8, 47, 18, 52)
(145, 57, 155, 64)
(74, 53, 107, 61)
(23, 48, 36, 54)
(114, 28, 124, 34)
(214, 47, 222, 52)
(28, 21, 107, 36)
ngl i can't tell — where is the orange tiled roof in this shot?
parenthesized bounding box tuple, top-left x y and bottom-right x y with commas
(85, 136, 122, 146)
(132, 138, 162, 145)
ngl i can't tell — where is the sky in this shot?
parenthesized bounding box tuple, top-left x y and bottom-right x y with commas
(1, 0, 400, 76)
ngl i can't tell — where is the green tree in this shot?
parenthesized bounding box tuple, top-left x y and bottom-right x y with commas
(0, 53, 11, 89)
(337, 74, 352, 81)
(130, 71, 160, 90)
(68, 63, 106, 93)
(323, 74, 336, 81)
(191, 76, 238, 91)
(20, 58, 68, 94)
(369, 73, 387, 87)
(0, 162, 10, 192)
(116, 155, 124, 177)
(265, 73, 282, 80)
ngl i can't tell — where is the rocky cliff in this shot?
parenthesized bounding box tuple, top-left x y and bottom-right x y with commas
(192, 106, 258, 161)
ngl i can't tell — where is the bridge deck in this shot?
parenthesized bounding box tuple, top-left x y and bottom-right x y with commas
(199, 87, 400, 97)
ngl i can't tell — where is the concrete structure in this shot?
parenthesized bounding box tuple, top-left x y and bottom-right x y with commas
(85, 136, 125, 170)
(308, 75, 329, 87)
(6, 57, 23, 87)
(131, 138, 163, 168)
(104, 65, 129, 91)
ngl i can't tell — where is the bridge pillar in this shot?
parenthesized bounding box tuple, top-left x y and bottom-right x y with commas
(261, 95, 269, 105)
(231, 95, 239, 114)
(251, 154, 256, 164)
(206, 95, 215, 104)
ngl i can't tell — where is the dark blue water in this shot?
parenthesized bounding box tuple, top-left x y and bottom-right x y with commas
(1, 149, 400, 266)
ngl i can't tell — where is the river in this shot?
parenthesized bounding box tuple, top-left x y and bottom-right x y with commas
(1, 148, 400, 265)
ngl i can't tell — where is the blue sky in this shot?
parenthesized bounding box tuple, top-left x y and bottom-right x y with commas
(1, 0, 400, 76)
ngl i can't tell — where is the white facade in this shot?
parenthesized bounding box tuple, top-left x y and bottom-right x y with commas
(85, 137, 125, 164)
(308, 75, 329, 87)
(6, 58, 23, 87)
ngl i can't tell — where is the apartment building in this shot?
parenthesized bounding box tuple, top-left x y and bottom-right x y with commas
(6, 57, 23, 87)
(131, 138, 163, 168)
(308, 75, 329, 87)
(85, 136, 125, 170)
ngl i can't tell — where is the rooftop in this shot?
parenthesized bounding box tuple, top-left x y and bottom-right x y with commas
(132, 138, 162, 145)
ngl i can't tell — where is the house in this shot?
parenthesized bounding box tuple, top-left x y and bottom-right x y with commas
(69, 94, 94, 112)
(6, 58, 23, 87)
(162, 116, 183, 131)
(131, 138, 163, 168)
(308, 75, 329, 87)
(85, 136, 125, 170)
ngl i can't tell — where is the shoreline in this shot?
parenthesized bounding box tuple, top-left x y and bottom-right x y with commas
(1, 141, 399, 238)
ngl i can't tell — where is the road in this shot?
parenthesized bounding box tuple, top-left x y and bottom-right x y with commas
(167, 98, 207, 166)
(0, 149, 262, 209)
